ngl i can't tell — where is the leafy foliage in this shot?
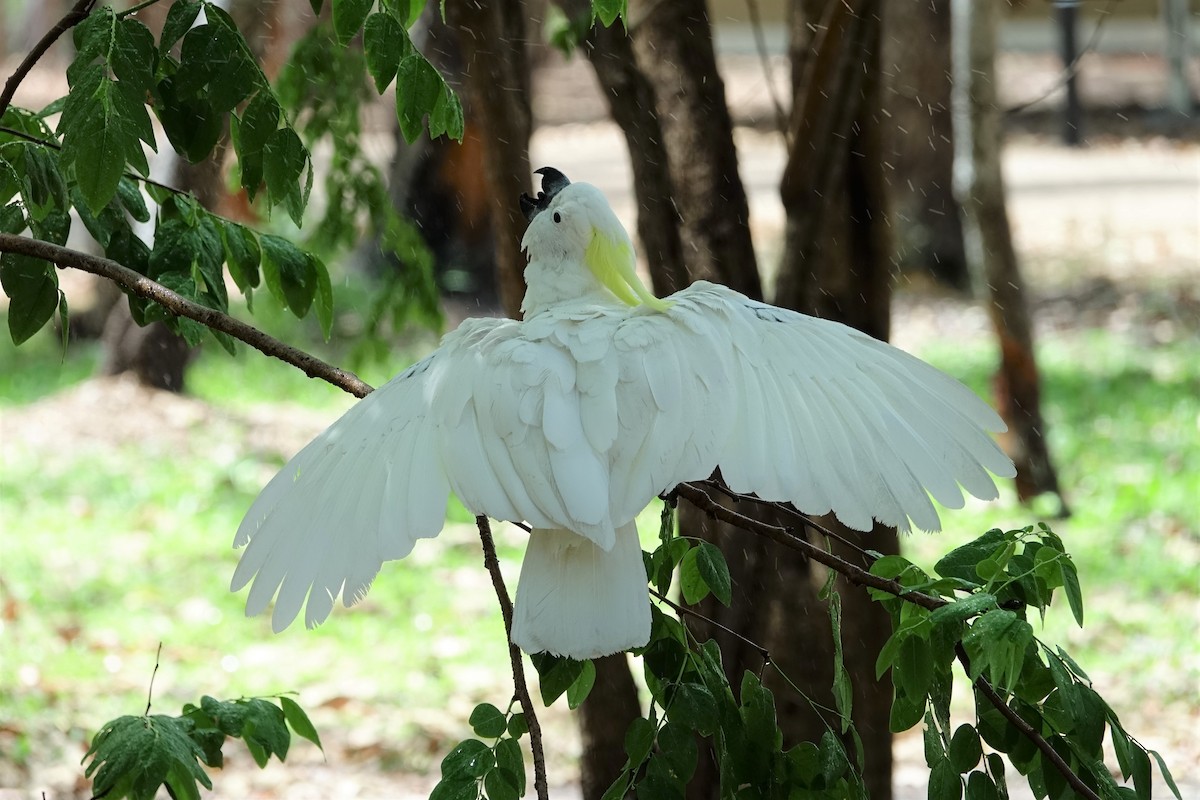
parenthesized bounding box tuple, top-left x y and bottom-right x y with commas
(83, 694, 322, 800)
(0, 0, 460, 350)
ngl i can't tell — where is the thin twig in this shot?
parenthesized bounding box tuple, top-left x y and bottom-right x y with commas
(742, 0, 791, 146)
(476, 517, 549, 800)
(957, 645, 1102, 800)
(1006, 0, 1116, 115)
(117, 0, 170, 19)
(677, 480, 1102, 800)
(0, 234, 373, 398)
(144, 642, 163, 716)
(675, 482, 946, 611)
(0, 0, 98, 119)
(650, 588, 771, 663)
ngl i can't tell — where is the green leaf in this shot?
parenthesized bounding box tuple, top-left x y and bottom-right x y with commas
(678, 545, 710, 604)
(21, 145, 67, 221)
(161, 0, 202, 51)
(738, 672, 779, 750)
(694, 541, 731, 606)
(928, 593, 997, 628)
(829, 588, 853, 731)
(667, 682, 718, 737)
(112, 18, 156, 92)
(363, 12, 412, 92)
(592, 0, 626, 27)
(484, 767, 519, 800)
(395, 53, 443, 144)
(889, 690, 926, 733)
(818, 729, 849, 785)
(233, 91, 281, 198)
(965, 770, 999, 800)
(333, 0, 375, 44)
(934, 529, 1009, 583)
(468, 703, 507, 739)
(59, 71, 130, 213)
(154, 74, 223, 163)
(567, 659, 596, 710)
(116, 177, 150, 223)
(961, 610, 1033, 691)
(1149, 749, 1182, 800)
(623, 717, 655, 765)
(656, 722, 698, 784)
(531, 653, 587, 707)
(263, 127, 310, 224)
(428, 80, 465, 141)
(83, 715, 212, 800)
(1060, 560, 1084, 626)
(260, 234, 318, 317)
(929, 758, 963, 800)
(69, 7, 117, 85)
(441, 738, 493, 779)
(1, 254, 58, 345)
(429, 777, 477, 800)
(0, 202, 26, 234)
(240, 698, 291, 763)
(506, 713, 528, 739)
(279, 697, 322, 752)
(57, 290, 69, 352)
(893, 635, 934, 700)
(948, 725, 981, 773)
(494, 737, 526, 795)
(382, 0, 424, 27)
(177, 24, 258, 112)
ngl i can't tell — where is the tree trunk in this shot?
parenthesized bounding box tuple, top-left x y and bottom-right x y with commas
(632, 0, 761, 298)
(444, 0, 533, 320)
(576, 654, 642, 799)
(881, 0, 969, 291)
(950, 0, 1067, 510)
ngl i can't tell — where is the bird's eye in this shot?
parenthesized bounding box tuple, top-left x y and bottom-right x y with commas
(552, 212, 561, 224)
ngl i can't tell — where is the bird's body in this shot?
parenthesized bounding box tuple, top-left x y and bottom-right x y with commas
(233, 169, 1015, 659)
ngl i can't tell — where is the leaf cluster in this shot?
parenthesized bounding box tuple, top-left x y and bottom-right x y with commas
(429, 701, 530, 800)
(2, 0, 462, 351)
(83, 694, 322, 800)
(869, 526, 1180, 800)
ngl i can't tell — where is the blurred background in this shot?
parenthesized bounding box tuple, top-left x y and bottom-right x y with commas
(0, 0, 1197, 797)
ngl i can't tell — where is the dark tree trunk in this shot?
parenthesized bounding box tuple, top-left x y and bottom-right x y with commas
(632, 0, 761, 298)
(387, 9, 500, 311)
(774, 2, 898, 798)
(951, 0, 1067, 510)
(444, 0, 533, 320)
(881, 0, 969, 292)
(576, 654, 642, 799)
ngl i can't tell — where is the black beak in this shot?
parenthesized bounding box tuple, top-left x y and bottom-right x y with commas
(520, 167, 571, 221)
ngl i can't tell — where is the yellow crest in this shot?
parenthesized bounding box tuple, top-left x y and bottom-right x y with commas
(584, 227, 670, 311)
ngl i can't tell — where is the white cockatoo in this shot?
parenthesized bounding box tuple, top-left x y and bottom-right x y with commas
(232, 167, 1015, 659)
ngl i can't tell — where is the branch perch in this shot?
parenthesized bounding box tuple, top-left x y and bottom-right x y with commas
(476, 518, 550, 800)
(0, 234, 373, 398)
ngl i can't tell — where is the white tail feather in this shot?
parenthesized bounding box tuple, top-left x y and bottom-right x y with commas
(511, 522, 650, 659)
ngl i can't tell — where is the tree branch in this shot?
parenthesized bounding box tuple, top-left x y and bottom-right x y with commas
(675, 480, 1102, 800)
(0, 0, 98, 119)
(0, 234, 373, 398)
(475, 517, 549, 800)
(957, 645, 1101, 800)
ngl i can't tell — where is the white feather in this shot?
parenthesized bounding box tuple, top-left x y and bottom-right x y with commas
(232, 178, 1015, 659)
(511, 523, 651, 659)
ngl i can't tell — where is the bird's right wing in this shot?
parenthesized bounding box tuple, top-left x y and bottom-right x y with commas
(688, 282, 1015, 533)
(231, 352, 452, 633)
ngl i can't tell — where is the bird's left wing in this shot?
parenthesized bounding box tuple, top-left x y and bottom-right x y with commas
(231, 351, 453, 632)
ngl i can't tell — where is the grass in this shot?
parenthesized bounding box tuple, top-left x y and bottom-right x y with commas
(1, 307, 1197, 792)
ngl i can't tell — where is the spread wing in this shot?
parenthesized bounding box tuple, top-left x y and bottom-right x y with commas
(232, 317, 617, 632)
(612, 282, 1015, 533)
(231, 351, 453, 632)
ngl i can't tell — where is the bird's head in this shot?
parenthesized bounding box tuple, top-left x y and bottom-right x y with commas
(520, 167, 668, 311)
